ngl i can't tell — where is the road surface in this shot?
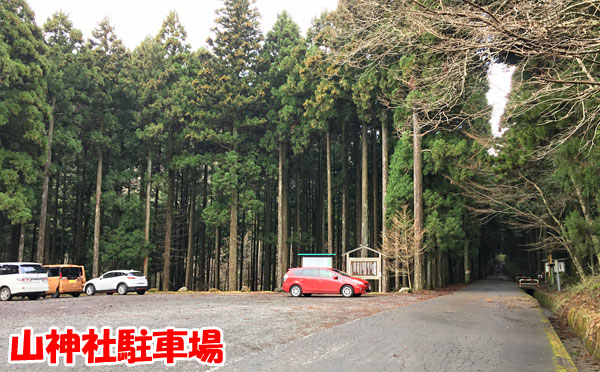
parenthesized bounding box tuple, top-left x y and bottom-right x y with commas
(223, 280, 576, 372)
(0, 280, 575, 371)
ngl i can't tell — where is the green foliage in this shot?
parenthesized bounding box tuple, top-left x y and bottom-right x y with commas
(101, 193, 148, 269)
(386, 134, 413, 214)
(188, 0, 267, 251)
(565, 210, 596, 260)
(0, 0, 49, 223)
(42, 11, 86, 185)
(261, 11, 307, 152)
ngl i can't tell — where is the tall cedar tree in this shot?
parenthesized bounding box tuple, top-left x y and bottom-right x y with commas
(87, 18, 127, 277)
(206, 0, 264, 291)
(39, 12, 84, 263)
(261, 12, 304, 287)
(132, 36, 164, 277)
(155, 11, 190, 291)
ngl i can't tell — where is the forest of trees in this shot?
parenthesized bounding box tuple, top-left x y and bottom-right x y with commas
(1, 0, 598, 292)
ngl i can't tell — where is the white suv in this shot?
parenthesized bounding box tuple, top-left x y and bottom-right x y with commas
(0, 262, 49, 301)
(85, 270, 148, 296)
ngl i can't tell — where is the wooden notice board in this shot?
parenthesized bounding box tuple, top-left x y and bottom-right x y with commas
(343, 246, 385, 292)
(347, 257, 380, 280)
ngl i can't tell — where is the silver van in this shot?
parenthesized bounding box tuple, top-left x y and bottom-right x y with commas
(0, 262, 49, 301)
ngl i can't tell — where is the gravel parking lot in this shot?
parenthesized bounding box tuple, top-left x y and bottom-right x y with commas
(0, 291, 435, 371)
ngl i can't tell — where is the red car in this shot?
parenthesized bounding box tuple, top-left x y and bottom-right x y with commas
(283, 267, 370, 297)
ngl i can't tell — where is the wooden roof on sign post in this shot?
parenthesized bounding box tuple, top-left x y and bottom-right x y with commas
(343, 245, 386, 257)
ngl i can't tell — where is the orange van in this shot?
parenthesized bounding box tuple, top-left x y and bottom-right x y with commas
(43, 265, 86, 298)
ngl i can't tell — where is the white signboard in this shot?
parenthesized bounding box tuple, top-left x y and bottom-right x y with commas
(301, 256, 333, 268)
(545, 261, 565, 273)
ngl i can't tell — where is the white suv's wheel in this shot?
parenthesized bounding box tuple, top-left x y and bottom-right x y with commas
(290, 285, 302, 297)
(85, 285, 96, 296)
(117, 283, 128, 295)
(0, 287, 12, 301)
(341, 285, 354, 298)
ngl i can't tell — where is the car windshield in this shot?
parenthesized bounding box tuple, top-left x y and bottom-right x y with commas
(332, 269, 351, 277)
(19, 265, 46, 274)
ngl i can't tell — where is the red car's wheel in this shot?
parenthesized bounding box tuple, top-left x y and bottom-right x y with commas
(341, 285, 354, 298)
(290, 285, 302, 297)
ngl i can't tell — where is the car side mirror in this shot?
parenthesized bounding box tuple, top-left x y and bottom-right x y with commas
(333, 275, 338, 280)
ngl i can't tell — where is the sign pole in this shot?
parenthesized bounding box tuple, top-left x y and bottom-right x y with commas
(548, 253, 554, 286)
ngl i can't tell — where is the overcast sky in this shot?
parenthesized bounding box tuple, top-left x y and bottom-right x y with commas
(487, 64, 514, 137)
(27, 0, 339, 50)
